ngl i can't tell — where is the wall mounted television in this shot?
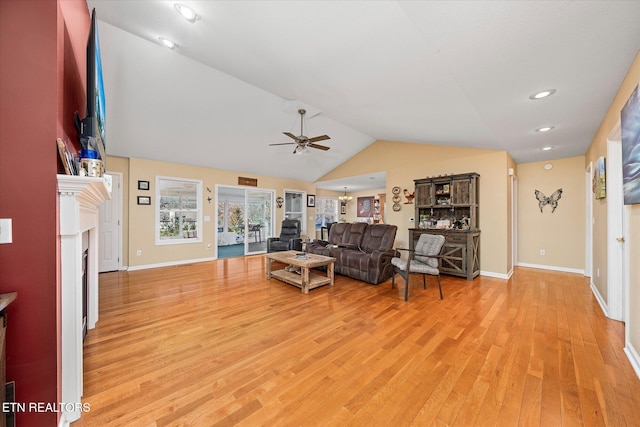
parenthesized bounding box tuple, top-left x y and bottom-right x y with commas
(76, 8, 106, 161)
(621, 83, 640, 205)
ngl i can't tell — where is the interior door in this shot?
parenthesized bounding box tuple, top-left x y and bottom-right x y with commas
(98, 173, 121, 272)
(245, 190, 273, 255)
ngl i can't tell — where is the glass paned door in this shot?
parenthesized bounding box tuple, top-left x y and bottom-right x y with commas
(245, 190, 273, 255)
(217, 187, 245, 259)
(285, 190, 306, 235)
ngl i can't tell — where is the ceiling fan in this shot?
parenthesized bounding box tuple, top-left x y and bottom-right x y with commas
(269, 109, 331, 154)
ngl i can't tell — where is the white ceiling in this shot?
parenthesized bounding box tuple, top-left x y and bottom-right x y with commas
(86, 0, 640, 191)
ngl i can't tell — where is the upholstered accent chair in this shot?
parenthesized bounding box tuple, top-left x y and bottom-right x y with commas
(266, 219, 302, 253)
(391, 233, 445, 301)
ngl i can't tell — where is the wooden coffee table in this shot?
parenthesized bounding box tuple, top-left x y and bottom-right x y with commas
(265, 250, 336, 294)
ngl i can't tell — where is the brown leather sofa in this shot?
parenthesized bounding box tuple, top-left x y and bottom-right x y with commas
(306, 222, 397, 285)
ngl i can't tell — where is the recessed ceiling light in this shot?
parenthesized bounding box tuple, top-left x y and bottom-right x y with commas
(174, 4, 199, 23)
(535, 126, 555, 133)
(529, 89, 556, 100)
(159, 37, 177, 49)
(541, 146, 553, 151)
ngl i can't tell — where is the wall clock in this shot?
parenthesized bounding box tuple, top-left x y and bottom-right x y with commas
(393, 203, 401, 211)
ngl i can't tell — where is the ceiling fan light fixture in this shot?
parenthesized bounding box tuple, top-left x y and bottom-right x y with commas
(529, 89, 556, 100)
(174, 4, 199, 23)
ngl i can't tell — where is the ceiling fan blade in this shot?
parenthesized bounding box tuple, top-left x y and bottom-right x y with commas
(308, 135, 330, 143)
(283, 132, 298, 140)
(269, 142, 296, 146)
(308, 143, 330, 151)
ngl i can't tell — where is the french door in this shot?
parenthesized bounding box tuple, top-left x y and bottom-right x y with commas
(216, 186, 274, 258)
(245, 189, 273, 255)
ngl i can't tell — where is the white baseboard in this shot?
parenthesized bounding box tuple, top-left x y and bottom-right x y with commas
(517, 262, 585, 275)
(624, 341, 640, 380)
(127, 256, 216, 271)
(480, 270, 511, 280)
(590, 280, 609, 317)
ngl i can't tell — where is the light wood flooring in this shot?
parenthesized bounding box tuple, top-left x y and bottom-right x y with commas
(74, 256, 640, 426)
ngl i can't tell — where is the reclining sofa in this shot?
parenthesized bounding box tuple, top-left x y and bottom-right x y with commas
(306, 222, 397, 285)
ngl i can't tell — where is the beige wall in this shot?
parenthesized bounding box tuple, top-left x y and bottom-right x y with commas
(319, 140, 511, 276)
(340, 187, 386, 224)
(106, 156, 316, 268)
(506, 155, 517, 273)
(517, 157, 586, 271)
(585, 52, 640, 364)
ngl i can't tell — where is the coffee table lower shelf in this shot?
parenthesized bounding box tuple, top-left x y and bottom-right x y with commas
(270, 269, 332, 293)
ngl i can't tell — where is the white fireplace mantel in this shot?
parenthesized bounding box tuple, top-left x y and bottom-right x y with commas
(57, 174, 110, 425)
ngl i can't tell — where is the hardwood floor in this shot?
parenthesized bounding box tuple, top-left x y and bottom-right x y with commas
(74, 257, 640, 426)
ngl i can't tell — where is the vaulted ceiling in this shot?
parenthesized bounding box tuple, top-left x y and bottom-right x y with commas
(87, 1, 640, 191)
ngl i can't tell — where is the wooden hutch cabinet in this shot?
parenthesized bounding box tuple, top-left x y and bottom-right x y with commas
(410, 172, 480, 280)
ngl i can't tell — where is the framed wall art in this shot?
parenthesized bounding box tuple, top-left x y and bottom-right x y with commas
(594, 156, 606, 199)
(357, 196, 374, 217)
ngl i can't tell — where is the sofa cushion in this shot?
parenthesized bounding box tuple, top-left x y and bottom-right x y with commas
(345, 222, 367, 248)
(327, 222, 351, 245)
(361, 224, 397, 253)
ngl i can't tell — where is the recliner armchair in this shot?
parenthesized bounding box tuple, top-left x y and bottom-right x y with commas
(267, 219, 302, 253)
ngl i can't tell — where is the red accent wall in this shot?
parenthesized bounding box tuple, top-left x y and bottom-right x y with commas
(0, 1, 89, 425)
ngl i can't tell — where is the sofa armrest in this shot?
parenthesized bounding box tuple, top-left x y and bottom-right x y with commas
(369, 249, 396, 265)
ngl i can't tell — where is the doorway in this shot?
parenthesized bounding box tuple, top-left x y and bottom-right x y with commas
(98, 172, 122, 272)
(607, 131, 629, 323)
(216, 186, 274, 258)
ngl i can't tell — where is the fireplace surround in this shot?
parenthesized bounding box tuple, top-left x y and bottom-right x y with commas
(57, 175, 110, 424)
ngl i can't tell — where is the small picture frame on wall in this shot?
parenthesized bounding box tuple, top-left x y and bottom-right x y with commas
(138, 180, 150, 190)
(341, 204, 347, 215)
(594, 156, 606, 199)
(307, 194, 315, 207)
(137, 196, 151, 205)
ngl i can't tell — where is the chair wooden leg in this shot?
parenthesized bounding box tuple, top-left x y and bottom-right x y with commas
(391, 270, 396, 289)
(404, 276, 409, 301)
(423, 274, 426, 289)
(397, 269, 409, 301)
(437, 274, 443, 300)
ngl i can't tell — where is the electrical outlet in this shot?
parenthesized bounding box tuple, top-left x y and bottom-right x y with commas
(136, 250, 142, 256)
(539, 249, 545, 255)
(597, 268, 600, 277)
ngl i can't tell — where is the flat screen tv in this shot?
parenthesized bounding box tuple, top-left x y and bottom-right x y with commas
(76, 8, 106, 161)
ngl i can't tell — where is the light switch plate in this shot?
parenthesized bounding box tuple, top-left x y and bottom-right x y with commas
(0, 218, 13, 244)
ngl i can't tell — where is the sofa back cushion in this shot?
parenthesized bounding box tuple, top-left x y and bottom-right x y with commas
(361, 224, 397, 253)
(346, 222, 367, 247)
(328, 223, 351, 245)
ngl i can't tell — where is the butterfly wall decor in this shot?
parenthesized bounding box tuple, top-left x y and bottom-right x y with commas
(535, 188, 563, 213)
